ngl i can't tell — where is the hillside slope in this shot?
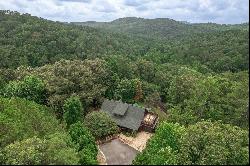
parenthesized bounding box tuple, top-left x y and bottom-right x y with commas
(0, 10, 248, 72)
(72, 17, 249, 39)
(0, 10, 149, 68)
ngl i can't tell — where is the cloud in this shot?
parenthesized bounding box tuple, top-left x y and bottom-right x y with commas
(123, 0, 152, 7)
(0, 0, 248, 24)
(124, 0, 141, 7)
(58, 0, 91, 2)
(136, 5, 148, 11)
(92, 0, 117, 13)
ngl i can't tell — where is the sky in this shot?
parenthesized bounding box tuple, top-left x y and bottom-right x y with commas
(0, 0, 249, 24)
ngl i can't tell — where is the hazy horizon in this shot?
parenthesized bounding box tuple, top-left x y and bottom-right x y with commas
(0, 0, 249, 24)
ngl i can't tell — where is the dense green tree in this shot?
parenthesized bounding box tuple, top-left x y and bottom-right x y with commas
(144, 91, 163, 109)
(135, 59, 156, 82)
(77, 17, 249, 42)
(166, 67, 203, 107)
(134, 79, 143, 102)
(0, 97, 60, 148)
(38, 59, 109, 108)
(84, 111, 119, 139)
(133, 122, 185, 165)
(14, 59, 110, 117)
(168, 71, 249, 128)
(78, 148, 98, 165)
(0, 97, 87, 165)
(0, 68, 16, 94)
(105, 55, 137, 79)
(3, 75, 46, 104)
(63, 96, 83, 127)
(114, 78, 141, 103)
(133, 121, 249, 165)
(179, 121, 249, 165)
(1, 133, 79, 165)
(104, 72, 120, 100)
(68, 122, 98, 165)
(1, 136, 48, 165)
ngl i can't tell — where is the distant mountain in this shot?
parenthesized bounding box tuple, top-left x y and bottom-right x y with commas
(71, 17, 249, 40)
(0, 10, 248, 72)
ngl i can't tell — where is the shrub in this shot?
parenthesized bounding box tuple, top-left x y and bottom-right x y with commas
(78, 149, 98, 165)
(84, 111, 119, 139)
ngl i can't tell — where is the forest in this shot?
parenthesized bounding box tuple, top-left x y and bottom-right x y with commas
(0, 10, 249, 165)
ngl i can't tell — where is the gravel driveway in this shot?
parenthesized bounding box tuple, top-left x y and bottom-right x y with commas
(99, 139, 139, 165)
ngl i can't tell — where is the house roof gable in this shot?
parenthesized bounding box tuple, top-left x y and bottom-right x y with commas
(101, 99, 145, 130)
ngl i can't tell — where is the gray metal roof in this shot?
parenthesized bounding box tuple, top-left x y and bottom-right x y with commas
(113, 101, 129, 116)
(101, 99, 145, 131)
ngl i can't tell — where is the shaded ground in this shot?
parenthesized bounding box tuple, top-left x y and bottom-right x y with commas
(99, 139, 139, 165)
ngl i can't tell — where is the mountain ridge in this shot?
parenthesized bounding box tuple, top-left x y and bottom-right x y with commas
(71, 17, 249, 40)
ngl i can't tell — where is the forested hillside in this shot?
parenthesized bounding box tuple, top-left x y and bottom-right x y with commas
(0, 10, 149, 68)
(0, 10, 249, 165)
(72, 17, 249, 40)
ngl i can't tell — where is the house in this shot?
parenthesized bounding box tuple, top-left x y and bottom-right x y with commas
(101, 99, 158, 132)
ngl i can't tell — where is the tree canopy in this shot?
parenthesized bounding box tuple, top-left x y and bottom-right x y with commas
(133, 121, 249, 165)
(0, 10, 248, 165)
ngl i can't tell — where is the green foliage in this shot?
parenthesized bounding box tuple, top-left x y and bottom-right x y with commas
(76, 17, 249, 73)
(179, 121, 249, 165)
(0, 10, 249, 165)
(0, 97, 98, 165)
(166, 67, 203, 106)
(105, 55, 137, 79)
(133, 121, 249, 165)
(1, 10, 248, 73)
(167, 71, 249, 128)
(168, 106, 199, 126)
(44, 132, 79, 165)
(1, 133, 79, 165)
(75, 17, 249, 40)
(0, 10, 148, 69)
(38, 59, 108, 108)
(68, 122, 97, 152)
(0, 97, 60, 148)
(133, 122, 184, 165)
(0, 69, 16, 95)
(3, 75, 46, 104)
(68, 122, 98, 165)
(84, 111, 119, 139)
(2, 136, 47, 165)
(114, 78, 141, 103)
(63, 96, 83, 127)
(135, 59, 157, 83)
(14, 59, 110, 117)
(149, 122, 185, 151)
(150, 107, 168, 123)
(78, 148, 98, 165)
